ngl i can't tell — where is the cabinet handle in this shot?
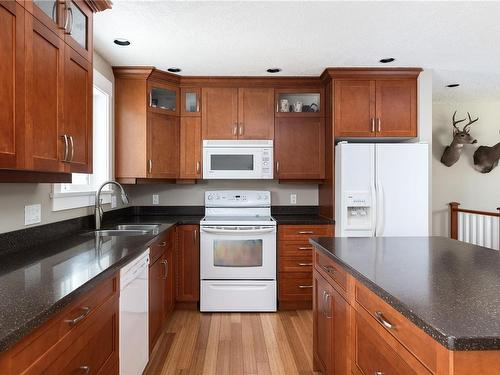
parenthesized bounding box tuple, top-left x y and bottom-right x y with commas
(51, 2, 57, 23)
(69, 135, 74, 162)
(158, 241, 167, 247)
(64, 5, 73, 34)
(194, 229, 198, 244)
(375, 372, 384, 375)
(161, 259, 168, 279)
(298, 231, 314, 234)
(298, 285, 313, 288)
(233, 124, 238, 136)
(298, 246, 313, 250)
(238, 123, 244, 136)
(63, 4, 70, 32)
(65, 306, 91, 326)
(375, 311, 394, 330)
(61, 135, 69, 161)
(276, 161, 279, 174)
(196, 161, 201, 174)
(148, 159, 153, 174)
(196, 98, 200, 112)
(377, 118, 381, 132)
(322, 265, 336, 276)
(298, 263, 312, 266)
(371, 118, 375, 132)
(324, 292, 332, 319)
(276, 101, 279, 112)
(79, 366, 90, 375)
(149, 91, 153, 107)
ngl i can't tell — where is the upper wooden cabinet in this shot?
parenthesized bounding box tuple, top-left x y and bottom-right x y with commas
(330, 69, 420, 138)
(202, 87, 274, 140)
(181, 87, 201, 117)
(179, 117, 202, 179)
(275, 117, 325, 180)
(114, 67, 181, 182)
(275, 88, 323, 117)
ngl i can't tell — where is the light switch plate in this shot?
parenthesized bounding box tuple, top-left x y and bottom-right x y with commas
(111, 196, 117, 208)
(152, 194, 159, 205)
(25, 204, 41, 226)
(290, 193, 297, 205)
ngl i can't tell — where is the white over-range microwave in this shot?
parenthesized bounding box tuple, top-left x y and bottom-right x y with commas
(202, 140, 273, 179)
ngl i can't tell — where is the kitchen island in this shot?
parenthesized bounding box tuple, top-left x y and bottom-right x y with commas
(310, 236, 500, 375)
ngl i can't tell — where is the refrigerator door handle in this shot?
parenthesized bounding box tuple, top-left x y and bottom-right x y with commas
(375, 179, 384, 236)
(370, 182, 377, 237)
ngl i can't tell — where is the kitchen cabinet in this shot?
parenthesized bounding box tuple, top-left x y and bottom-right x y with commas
(179, 117, 202, 179)
(175, 225, 200, 304)
(313, 271, 334, 373)
(0, 1, 25, 169)
(149, 81, 179, 115)
(0, 273, 119, 375)
(201, 87, 274, 140)
(148, 113, 179, 179)
(24, 0, 65, 38)
(275, 88, 323, 117)
(181, 87, 201, 117)
(63, 0, 93, 61)
(275, 117, 325, 180)
(332, 72, 419, 138)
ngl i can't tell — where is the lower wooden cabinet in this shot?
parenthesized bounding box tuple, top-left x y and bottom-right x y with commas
(175, 225, 200, 304)
(0, 273, 119, 375)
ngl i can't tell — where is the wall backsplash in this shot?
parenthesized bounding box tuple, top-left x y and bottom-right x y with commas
(126, 180, 319, 206)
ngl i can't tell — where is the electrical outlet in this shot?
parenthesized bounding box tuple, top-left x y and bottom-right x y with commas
(25, 204, 41, 226)
(152, 194, 159, 205)
(111, 196, 117, 208)
(290, 193, 297, 205)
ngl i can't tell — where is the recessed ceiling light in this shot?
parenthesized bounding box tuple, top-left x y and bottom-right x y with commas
(167, 67, 182, 73)
(379, 58, 395, 64)
(267, 68, 282, 73)
(114, 38, 130, 46)
(446, 83, 460, 88)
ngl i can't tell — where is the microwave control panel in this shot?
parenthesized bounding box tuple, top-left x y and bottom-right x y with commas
(261, 148, 273, 178)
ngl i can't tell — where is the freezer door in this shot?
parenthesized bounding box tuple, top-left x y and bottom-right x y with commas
(375, 144, 429, 236)
(335, 143, 375, 237)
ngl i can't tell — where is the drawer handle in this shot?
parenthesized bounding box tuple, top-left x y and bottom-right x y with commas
(80, 366, 90, 374)
(322, 265, 336, 275)
(158, 241, 167, 247)
(65, 306, 91, 326)
(324, 292, 332, 319)
(298, 263, 312, 266)
(298, 285, 313, 288)
(298, 246, 313, 250)
(298, 231, 314, 234)
(375, 311, 394, 330)
(375, 372, 384, 375)
(161, 259, 168, 279)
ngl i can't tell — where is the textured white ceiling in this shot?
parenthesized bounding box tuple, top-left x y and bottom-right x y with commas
(94, 1, 500, 102)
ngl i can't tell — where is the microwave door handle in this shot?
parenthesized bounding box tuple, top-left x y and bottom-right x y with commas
(201, 227, 275, 235)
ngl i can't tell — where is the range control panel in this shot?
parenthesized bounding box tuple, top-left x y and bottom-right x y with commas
(205, 190, 271, 207)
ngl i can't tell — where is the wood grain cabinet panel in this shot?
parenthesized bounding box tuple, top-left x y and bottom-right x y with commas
(275, 117, 325, 180)
(201, 87, 238, 139)
(63, 0, 93, 62)
(175, 225, 200, 303)
(149, 253, 166, 352)
(237, 88, 274, 139)
(147, 113, 180, 179)
(179, 117, 202, 179)
(0, 1, 25, 169)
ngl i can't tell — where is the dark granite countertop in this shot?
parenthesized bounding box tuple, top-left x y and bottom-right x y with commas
(310, 236, 500, 351)
(273, 214, 333, 225)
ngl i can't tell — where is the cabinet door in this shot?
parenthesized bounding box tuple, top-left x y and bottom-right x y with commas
(180, 117, 202, 179)
(334, 80, 375, 138)
(176, 225, 200, 302)
(25, 0, 65, 38)
(63, 0, 93, 61)
(64, 44, 92, 173)
(275, 117, 325, 179)
(148, 81, 179, 115)
(313, 272, 333, 374)
(147, 113, 179, 179)
(149, 256, 166, 352)
(164, 247, 175, 317)
(237, 88, 274, 139)
(331, 286, 349, 375)
(201, 87, 238, 139)
(181, 87, 201, 117)
(0, 2, 25, 169)
(375, 79, 417, 138)
(25, 13, 65, 172)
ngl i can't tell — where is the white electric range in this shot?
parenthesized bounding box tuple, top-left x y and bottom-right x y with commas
(200, 190, 277, 312)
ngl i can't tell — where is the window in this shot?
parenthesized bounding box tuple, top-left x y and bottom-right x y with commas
(51, 69, 113, 211)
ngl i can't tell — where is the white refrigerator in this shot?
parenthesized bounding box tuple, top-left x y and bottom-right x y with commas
(335, 142, 429, 237)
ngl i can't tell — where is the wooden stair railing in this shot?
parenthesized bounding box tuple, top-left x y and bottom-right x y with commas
(449, 202, 500, 241)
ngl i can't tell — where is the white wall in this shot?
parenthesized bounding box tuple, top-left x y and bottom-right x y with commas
(432, 101, 500, 236)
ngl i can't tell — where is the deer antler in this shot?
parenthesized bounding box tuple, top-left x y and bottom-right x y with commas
(463, 112, 479, 133)
(452, 110, 466, 132)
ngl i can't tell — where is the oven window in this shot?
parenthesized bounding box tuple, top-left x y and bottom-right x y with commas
(213, 240, 263, 267)
(211, 155, 254, 171)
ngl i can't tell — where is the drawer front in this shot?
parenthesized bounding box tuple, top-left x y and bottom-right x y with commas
(354, 310, 431, 375)
(355, 282, 436, 372)
(279, 272, 313, 301)
(279, 255, 313, 272)
(279, 241, 314, 257)
(149, 228, 173, 264)
(10, 274, 118, 374)
(279, 224, 333, 241)
(314, 250, 347, 292)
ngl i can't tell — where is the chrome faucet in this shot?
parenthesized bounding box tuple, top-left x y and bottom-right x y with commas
(95, 181, 129, 230)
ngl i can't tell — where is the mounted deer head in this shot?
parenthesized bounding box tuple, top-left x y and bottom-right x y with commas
(473, 141, 500, 173)
(440, 111, 479, 167)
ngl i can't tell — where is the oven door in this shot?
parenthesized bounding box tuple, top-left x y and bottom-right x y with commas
(200, 225, 276, 279)
(203, 147, 271, 179)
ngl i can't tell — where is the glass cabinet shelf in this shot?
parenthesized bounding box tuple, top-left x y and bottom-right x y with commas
(276, 92, 321, 114)
(149, 87, 177, 112)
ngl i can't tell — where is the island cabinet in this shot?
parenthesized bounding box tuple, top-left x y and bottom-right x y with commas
(312, 247, 500, 375)
(114, 67, 181, 183)
(278, 224, 333, 310)
(0, 272, 119, 374)
(201, 87, 275, 140)
(149, 227, 176, 353)
(175, 225, 200, 307)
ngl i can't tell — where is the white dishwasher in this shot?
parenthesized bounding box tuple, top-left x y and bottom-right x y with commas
(120, 249, 150, 375)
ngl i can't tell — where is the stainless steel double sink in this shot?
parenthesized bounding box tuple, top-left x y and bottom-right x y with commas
(85, 224, 161, 237)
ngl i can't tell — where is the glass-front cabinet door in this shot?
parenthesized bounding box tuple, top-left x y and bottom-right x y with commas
(149, 83, 179, 115)
(275, 89, 323, 117)
(181, 87, 201, 116)
(30, 0, 64, 36)
(64, 0, 93, 61)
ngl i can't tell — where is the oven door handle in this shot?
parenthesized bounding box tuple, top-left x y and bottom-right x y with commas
(201, 227, 276, 235)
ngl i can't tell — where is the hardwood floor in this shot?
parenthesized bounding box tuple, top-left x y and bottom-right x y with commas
(145, 309, 320, 375)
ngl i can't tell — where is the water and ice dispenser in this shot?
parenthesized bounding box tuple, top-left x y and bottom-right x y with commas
(344, 192, 372, 231)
